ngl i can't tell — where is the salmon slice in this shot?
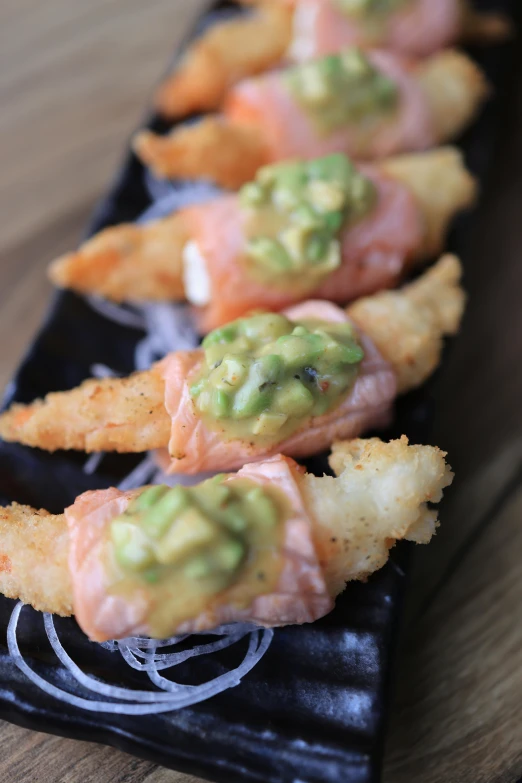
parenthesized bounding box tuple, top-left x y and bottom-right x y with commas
(65, 456, 331, 641)
(0, 438, 452, 639)
(290, 0, 461, 61)
(160, 301, 396, 474)
(225, 50, 436, 162)
(182, 166, 424, 333)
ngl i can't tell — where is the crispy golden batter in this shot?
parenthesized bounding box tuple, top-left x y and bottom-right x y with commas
(0, 258, 464, 454)
(348, 254, 464, 394)
(416, 49, 489, 143)
(134, 118, 268, 190)
(460, 1, 512, 43)
(47, 148, 475, 301)
(133, 51, 487, 188)
(0, 368, 170, 453)
(0, 437, 452, 616)
(156, 5, 292, 118)
(49, 214, 188, 301)
(0, 504, 72, 616)
(379, 146, 477, 260)
(303, 436, 452, 596)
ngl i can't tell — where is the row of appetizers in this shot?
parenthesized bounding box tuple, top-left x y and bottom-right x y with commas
(0, 0, 509, 643)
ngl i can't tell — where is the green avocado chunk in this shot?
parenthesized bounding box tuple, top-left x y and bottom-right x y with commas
(284, 47, 399, 136)
(239, 153, 377, 290)
(334, 0, 410, 19)
(110, 475, 282, 594)
(190, 311, 364, 440)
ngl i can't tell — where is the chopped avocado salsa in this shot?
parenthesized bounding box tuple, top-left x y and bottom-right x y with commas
(285, 48, 399, 135)
(239, 154, 376, 290)
(109, 476, 285, 636)
(190, 311, 364, 443)
(334, 0, 410, 18)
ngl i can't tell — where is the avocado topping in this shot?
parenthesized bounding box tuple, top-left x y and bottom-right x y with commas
(190, 311, 364, 443)
(239, 154, 376, 290)
(285, 48, 399, 135)
(109, 475, 285, 636)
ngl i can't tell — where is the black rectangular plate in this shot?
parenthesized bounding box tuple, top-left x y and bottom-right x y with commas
(0, 3, 519, 782)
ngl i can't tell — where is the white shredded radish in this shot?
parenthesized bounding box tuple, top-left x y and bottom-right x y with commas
(86, 296, 146, 331)
(141, 174, 221, 218)
(90, 363, 119, 379)
(7, 603, 272, 715)
(116, 455, 158, 491)
(83, 453, 104, 476)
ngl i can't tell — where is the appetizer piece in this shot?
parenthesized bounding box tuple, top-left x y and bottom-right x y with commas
(0, 437, 453, 640)
(156, 0, 508, 118)
(137, 47, 488, 187)
(0, 256, 465, 473)
(50, 149, 476, 331)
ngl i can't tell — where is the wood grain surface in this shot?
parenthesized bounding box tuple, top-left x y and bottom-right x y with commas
(1, 2, 522, 782)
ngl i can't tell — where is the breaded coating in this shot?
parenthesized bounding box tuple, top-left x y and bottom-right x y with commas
(155, 5, 292, 118)
(0, 258, 464, 453)
(0, 437, 452, 617)
(379, 147, 477, 260)
(0, 368, 170, 453)
(460, 1, 512, 44)
(348, 254, 464, 395)
(416, 49, 489, 144)
(46, 148, 475, 302)
(134, 118, 268, 191)
(0, 504, 72, 616)
(49, 214, 188, 301)
(303, 436, 452, 596)
(133, 51, 487, 187)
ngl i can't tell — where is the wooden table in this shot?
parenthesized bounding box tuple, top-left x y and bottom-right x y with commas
(1, 2, 522, 781)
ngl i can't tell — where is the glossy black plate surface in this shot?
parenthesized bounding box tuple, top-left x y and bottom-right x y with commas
(0, 3, 519, 781)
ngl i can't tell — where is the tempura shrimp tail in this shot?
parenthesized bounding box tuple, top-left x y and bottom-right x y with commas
(461, 2, 512, 44)
(134, 118, 268, 190)
(0, 369, 170, 454)
(49, 214, 188, 301)
(155, 5, 293, 118)
(416, 49, 490, 144)
(379, 146, 477, 260)
(0, 503, 71, 616)
(304, 435, 452, 595)
(348, 254, 465, 394)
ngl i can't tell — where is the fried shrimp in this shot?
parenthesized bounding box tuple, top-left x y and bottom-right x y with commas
(135, 49, 488, 187)
(49, 214, 188, 301)
(0, 437, 452, 635)
(348, 254, 464, 394)
(155, 4, 293, 118)
(0, 256, 464, 461)
(48, 148, 475, 305)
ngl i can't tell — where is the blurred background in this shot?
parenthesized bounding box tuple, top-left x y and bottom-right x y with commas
(0, 0, 206, 390)
(1, 2, 522, 782)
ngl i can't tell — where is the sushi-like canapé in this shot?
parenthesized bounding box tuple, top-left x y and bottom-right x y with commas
(49, 148, 476, 332)
(0, 437, 452, 640)
(0, 256, 464, 473)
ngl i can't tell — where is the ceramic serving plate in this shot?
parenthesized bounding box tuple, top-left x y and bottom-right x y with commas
(0, 3, 519, 781)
